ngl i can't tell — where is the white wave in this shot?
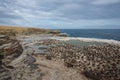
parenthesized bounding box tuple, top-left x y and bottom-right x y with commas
(51, 37, 120, 45)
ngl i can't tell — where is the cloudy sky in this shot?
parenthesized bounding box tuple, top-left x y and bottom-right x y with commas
(0, 0, 120, 29)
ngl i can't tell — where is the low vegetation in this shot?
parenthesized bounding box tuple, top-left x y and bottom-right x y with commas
(0, 25, 60, 36)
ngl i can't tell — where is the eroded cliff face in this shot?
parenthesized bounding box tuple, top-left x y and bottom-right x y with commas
(0, 35, 23, 65)
(0, 35, 42, 80)
(0, 35, 23, 80)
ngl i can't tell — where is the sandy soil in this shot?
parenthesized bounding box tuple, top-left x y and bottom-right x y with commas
(35, 55, 89, 80)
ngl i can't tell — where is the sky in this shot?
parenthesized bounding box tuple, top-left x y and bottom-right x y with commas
(0, 0, 120, 29)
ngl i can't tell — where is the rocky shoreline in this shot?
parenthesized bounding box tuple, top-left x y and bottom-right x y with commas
(36, 39, 120, 80)
(0, 34, 120, 80)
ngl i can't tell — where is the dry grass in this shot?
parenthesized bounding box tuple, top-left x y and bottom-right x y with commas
(0, 25, 60, 36)
(0, 25, 28, 31)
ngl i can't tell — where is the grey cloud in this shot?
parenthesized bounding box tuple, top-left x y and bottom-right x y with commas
(53, 2, 120, 20)
(0, 0, 120, 28)
(0, 11, 23, 19)
(1, 0, 120, 20)
(92, 0, 120, 5)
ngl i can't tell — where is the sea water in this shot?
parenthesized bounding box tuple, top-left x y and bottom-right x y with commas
(59, 29, 120, 41)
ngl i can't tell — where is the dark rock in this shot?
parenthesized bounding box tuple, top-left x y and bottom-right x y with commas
(48, 30, 60, 34)
(0, 35, 10, 45)
(56, 33, 68, 37)
(25, 55, 36, 66)
(0, 35, 9, 39)
(46, 55, 52, 60)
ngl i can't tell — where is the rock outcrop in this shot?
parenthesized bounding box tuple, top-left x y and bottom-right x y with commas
(56, 33, 68, 37)
(0, 35, 23, 80)
(0, 35, 42, 80)
(0, 35, 23, 65)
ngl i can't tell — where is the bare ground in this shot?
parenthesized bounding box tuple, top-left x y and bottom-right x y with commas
(35, 55, 89, 80)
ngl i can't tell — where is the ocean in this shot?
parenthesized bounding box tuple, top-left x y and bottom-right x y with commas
(59, 29, 120, 41)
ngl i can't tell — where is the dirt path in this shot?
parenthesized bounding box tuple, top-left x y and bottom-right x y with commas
(35, 56, 88, 80)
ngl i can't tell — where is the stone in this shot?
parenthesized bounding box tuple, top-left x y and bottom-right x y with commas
(25, 55, 36, 66)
